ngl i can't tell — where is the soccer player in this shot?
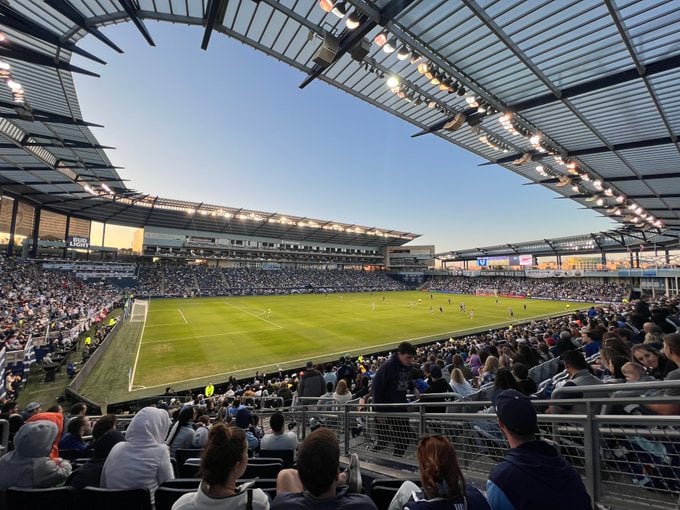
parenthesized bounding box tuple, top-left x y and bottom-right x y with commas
(508, 307, 514, 318)
(371, 302, 376, 311)
(439, 306, 443, 313)
(495, 298, 500, 307)
(523, 303, 527, 311)
(469, 309, 474, 319)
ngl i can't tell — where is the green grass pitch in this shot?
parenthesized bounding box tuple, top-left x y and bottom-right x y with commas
(126, 291, 591, 391)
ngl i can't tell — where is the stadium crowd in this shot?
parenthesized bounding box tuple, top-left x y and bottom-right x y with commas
(422, 276, 629, 302)
(1, 291, 677, 508)
(0, 258, 119, 353)
(1, 257, 679, 508)
(137, 266, 408, 297)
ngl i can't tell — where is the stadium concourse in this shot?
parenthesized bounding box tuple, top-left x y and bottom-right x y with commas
(0, 261, 679, 508)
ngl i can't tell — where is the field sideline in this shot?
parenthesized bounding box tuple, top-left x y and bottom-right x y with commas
(125, 291, 592, 391)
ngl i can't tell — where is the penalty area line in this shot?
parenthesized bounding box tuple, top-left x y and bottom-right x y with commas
(223, 301, 282, 329)
(177, 308, 188, 324)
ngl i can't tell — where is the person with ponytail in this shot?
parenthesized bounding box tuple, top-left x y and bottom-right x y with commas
(166, 405, 197, 456)
(387, 435, 490, 510)
(172, 423, 269, 510)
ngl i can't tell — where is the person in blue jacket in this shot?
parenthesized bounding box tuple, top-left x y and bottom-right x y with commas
(486, 390, 592, 510)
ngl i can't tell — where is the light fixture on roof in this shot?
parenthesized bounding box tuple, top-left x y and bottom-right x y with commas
(396, 45, 411, 60)
(477, 102, 487, 113)
(616, 195, 625, 204)
(430, 74, 440, 85)
(0, 33, 6, 43)
(345, 11, 361, 29)
(83, 184, 97, 195)
(0, 61, 9, 71)
(555, 176, 571, 187)
(6, 80, 21, 91)
(596, 197, 604, 206)
(417, 62, 429, 74)
(319, 0, 335, 12)
(571, 184, 580, 192)
(592, 179, 603, 191)
(410, 52, 422, 64)
(373, 30, 388, 47)
(383, 37, 397, 53)
(386, 75, 400, 88)
(331, 1, 347, 18)
(465, 95, 479, 107)
(101, 183, 114, 194)
(535, 165, 547, 176)
(529, 134, 541, 145)
(427, 100, 437, 109)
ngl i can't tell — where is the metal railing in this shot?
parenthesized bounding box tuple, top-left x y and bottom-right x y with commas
(285, 387, 680, 510)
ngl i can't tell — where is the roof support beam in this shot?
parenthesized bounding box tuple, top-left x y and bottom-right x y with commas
(201, 0, 228, 51)
(0, 4, 106, 64)
(118, 0, 156, 47)
(0, 44, 99, 77)
(45, 0, 123, 53)
(299, 0, 416, 89)
(507, 53, 680, 113)
(487, 135, 677, 166)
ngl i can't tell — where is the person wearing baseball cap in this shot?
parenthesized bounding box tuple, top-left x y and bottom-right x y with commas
(486, 390, 591, 510)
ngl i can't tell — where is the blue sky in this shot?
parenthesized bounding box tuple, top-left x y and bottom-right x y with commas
(73, 22, 616, 252)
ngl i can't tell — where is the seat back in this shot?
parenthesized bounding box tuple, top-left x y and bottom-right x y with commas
(154, 486, 195, 510)
(80, 486, 152, 510)
(258, 449, 295, 468)
(6, 486, 76, 510)
(160, 478, 201, 489)
(243, 461, 283, 479)
(178, 457, 201, 478)
(174, 448, 203, 469)
(369, 485, 399, 510)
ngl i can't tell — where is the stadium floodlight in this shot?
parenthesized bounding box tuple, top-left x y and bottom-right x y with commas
(410, 52, 422, 64)
(616, 195, 625, 204)
(6, 79, 21, 91)
(596, 197, 604, 206)
(396, 46, 411, 60)
(465, 95, 479, 107)
(373, 30, 388, 47)
(383, 37, 397, 53)
(345, 11, 361, 29)
(386, 75, 400, 88)
(319, 0, 335, 12)
(331, 1, 347, 18)
(0, 61, 9, 71)
(417, 62, 429, 74)
(592, 179, 603, 190)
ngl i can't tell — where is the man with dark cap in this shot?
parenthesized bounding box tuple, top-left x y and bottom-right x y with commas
(235, 407, 260, 450)
(487, 389, 591, 510)
(421, 366, 453, 414)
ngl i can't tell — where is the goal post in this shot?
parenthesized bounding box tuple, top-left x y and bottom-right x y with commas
(129, 299, 149, 323)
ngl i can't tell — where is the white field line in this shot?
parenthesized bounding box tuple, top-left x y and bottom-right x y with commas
(144, 322, 187, 328)
(132, 310, 564, 391)
(128, 302, 148, 391)
(223, 301, 283, 329)
(142, 327, 280, 344)
(177, 308, 188, 324)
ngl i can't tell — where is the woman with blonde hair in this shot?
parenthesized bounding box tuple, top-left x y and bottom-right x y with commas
(333, 379, 352, 406)
(479, 356, 499, 386)
(172, 423, 269, 509)
(387, 435, 490, 509)
(449, 368, 474, 397)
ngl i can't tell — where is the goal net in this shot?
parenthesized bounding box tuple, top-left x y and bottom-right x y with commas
(475, 289, 499, 297)
(130, 299, 149, 323)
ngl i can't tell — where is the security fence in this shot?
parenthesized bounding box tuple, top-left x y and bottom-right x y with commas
(290, 383, 680, 510)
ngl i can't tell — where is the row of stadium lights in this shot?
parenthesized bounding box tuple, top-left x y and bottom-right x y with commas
(314, 3, 664, 232)
(0, 34, 26, 104)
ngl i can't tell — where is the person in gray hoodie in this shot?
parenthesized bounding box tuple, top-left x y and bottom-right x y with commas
(101, 406, 174, 502)
(0, 420, 72, 489)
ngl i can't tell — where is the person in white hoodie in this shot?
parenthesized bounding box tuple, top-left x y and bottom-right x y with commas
(101, 406, 174, 501)
(0, 419, 72, 489)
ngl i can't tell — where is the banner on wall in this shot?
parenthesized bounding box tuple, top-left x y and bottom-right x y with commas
(67, 235, 89, 249)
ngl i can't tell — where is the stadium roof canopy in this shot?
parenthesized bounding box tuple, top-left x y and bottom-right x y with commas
(1, 0, 680, 250)
(436, 227, 680, 261)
